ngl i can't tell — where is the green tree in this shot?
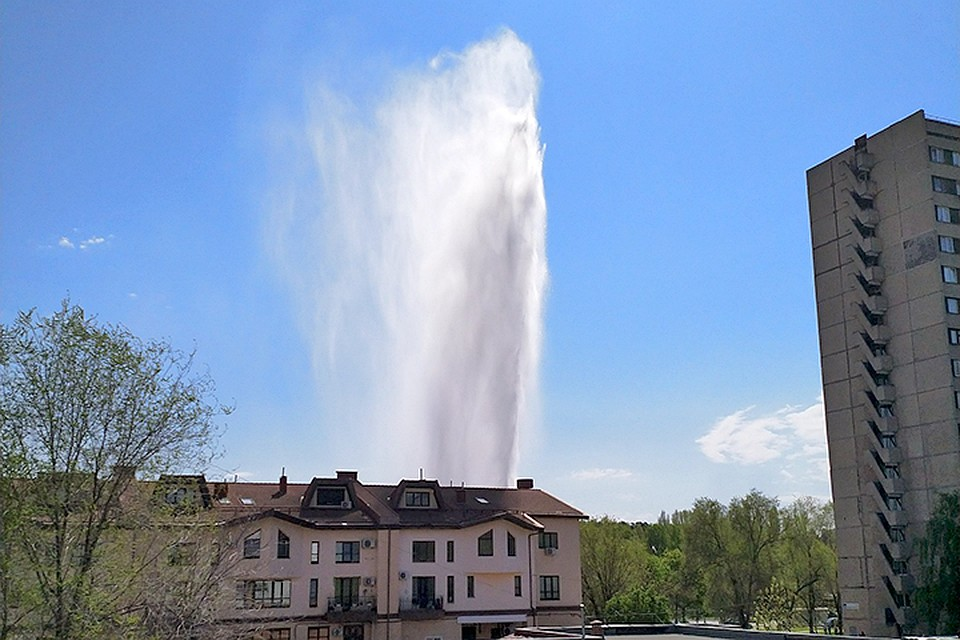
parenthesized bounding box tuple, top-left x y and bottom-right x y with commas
(0, 301, 226, 640)
(915, 491, 960, 635)
(603, 584, 671, 624)
(684, 491, 781, 627)
(778, 497, 837, 633)
(580, 517, 647, 617)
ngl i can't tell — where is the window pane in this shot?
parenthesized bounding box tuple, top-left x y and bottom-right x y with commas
(478, 530, 493, 557)
(413, 541, 436, 563)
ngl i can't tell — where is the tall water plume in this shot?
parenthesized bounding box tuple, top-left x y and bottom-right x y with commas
(268, 30, 547, 486)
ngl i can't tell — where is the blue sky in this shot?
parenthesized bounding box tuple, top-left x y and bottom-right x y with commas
(2, 1, 958, 521)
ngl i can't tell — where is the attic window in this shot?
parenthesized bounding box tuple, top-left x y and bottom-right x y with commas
(475, 497, 489, 504)
(240, 497, 255, 505)
(315, 486, 349, 508)
(217, 497, 231, 504)
(404, 489, 433, 508)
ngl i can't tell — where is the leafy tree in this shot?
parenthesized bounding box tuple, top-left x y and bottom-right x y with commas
(603, 584, 671, 624)
(684, 491, 781, 627)
(915, 491, 960, 635)
(778, 497, 837, 633)
(752, 577, 793, 631)
(580, 517, 646, 617)
(0, 301, 226, 639)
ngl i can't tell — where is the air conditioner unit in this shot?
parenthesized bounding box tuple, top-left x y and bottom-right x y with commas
(399, 571, 407, 580)
(362, 538, 376, 549)
(364, 576, 377, 587)
(544, 547, 557, 556)
(340, 500, 351, 509)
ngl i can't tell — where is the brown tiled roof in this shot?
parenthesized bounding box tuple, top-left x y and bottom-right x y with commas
(196, 474, 583, 530)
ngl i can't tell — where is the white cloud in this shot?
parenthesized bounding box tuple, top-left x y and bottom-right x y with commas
(697, 399, 826, 467)
(571, 468, 634, 480)
(79, 236, 106, 249)
(58, 236, 75, 249)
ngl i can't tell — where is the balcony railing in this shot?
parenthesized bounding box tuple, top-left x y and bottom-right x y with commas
(326, 596, 376, 614)
(399, 596, 445, 620)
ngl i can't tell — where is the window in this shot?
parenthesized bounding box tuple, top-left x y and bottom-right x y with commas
(931, 145, 960, 166)
(956, 390, 960, 409)
(237, 579, 291, 608)
(507, 532, 516, 557)
(333, 577, 360, 608)
(933, 175, 960, 195)
(941, 236, 958, 253)
(277, 530, 290, 559)
(336, 541, 360, 563)
(887, 496, 903, 511)
(446, 540, 455, 562)
(262, 631, 291, 640)
(309, 578, 319, 608)
(311, 541, 320, 564)
(538, 531, 558, 549)
(953, 360, 960, 377)
(539, 575, 560, 600)
(411, 576, 436, 609)
(948, 298, 960, 314)
(466, 575, 475, 598)
(478, 530, 493, 557)
(405, 489, 432, 507)
(937, 204, 960, 223)
(890, 527, 906, 542)
(447, 575, 455, 603)
(412, 541, 436, 563)
(949, 328, 960, 345)
(315, 486, 349, 508)
(884, 465, 901, 479)
(878, 405, 895, 418)
(343, 625, 364, 640)
(881, 434, 897, 448)
(244, 531, 261, 559)
(514, 575, 522, 597)
(944, 266, 959, 283)
(307, 628, 330, 640)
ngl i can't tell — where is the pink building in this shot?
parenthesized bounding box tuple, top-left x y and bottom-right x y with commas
(173, 471, 585, 640)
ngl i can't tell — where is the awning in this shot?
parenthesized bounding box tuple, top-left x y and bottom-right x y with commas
(457, 614, 528, 624)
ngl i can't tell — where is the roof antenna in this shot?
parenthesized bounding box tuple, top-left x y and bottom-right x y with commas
(419, 467, 424, 481)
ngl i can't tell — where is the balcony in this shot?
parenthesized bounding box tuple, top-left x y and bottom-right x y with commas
(855, 206, 880, 229)
(326, 597, 377, 623)
(886, 540, 911, 560)
(866, 351, 894, 374)
(880, 477, 905, 496)
(874, 444, 903, 465)
(859, 236, 882, 256)
(399, 596, 445, 621)
(873, 383, 897, 404)
(890, 573, 915, 593)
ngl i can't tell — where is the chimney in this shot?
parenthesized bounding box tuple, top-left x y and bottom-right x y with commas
(336, 470, 358, 481)
(516, 478, 534, 490)
(273, 468, 288, 499)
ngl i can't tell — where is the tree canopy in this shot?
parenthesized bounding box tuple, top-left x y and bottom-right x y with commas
(0, 300, 227, 640)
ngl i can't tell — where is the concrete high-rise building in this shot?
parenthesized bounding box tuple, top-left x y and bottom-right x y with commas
(808, 110, 960, 637)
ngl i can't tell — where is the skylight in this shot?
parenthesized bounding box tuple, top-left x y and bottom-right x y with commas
(475, 497, 489, 504)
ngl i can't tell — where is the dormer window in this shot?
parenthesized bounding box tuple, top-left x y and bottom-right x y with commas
(244, 530, 261, 559)
(314, 486, 350, 508)
(404, 489, 433, 508)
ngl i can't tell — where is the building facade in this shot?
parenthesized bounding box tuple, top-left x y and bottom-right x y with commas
(164, 471, 584, 640)
(807, 110, 960, 636)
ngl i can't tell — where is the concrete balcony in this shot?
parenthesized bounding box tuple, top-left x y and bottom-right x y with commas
(857, 312, 890, 344)
(869, 414, 899, 435)
(883, 510, 909, 527)
(886, 540, 911, 559)
(880, 477, 905, 496)
(856, 206, 880, 228)
(873, 383, 897, 404)
(326, 597, 377, 623)
(398, 597, 445, 621)
(874, 444, 903, 465)
(867, 351, 894, 374)
(890, 573, 915, 593)
(862, 294, 889, 315)
(859, 236, 882, 256)
(862, 265, 886, 286)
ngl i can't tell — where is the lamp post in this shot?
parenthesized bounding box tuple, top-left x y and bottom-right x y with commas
(580, 603, 586, 639)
